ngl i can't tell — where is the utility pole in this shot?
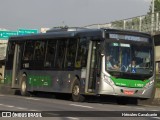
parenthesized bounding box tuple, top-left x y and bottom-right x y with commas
(151, 0, 155, 34)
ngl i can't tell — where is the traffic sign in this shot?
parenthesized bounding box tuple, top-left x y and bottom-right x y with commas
(0, 31, 17, 39)
(18, 29, 38, 35)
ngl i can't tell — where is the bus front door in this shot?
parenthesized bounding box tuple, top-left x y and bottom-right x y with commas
(11, 44, 22, 88)
(86, 41, 100, 93)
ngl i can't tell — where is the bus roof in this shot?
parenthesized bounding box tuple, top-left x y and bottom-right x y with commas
(9, 28, 102, 41)
(8, 28, 151, 41)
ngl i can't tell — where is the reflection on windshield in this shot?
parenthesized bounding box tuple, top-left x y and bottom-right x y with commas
(105, 42, 153, 75)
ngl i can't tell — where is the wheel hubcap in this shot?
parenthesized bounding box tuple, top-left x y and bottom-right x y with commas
(73, 85, 79, 95)
(22, 81, 26, 92)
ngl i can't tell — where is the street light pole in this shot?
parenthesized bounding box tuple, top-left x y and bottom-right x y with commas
(151, 0, 155, 34)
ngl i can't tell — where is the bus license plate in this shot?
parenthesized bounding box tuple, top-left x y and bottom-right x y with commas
(124, 90, 134, 95)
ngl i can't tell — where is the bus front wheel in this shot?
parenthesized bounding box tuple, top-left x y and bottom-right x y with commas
(72, 79, 85, 102)
(20, 78, 29, 96)
(117, 97, 128, 105)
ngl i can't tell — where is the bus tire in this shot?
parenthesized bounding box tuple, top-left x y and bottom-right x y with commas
(20, 78, 29, 96)
(72, 79, 85, 102)
(117, 97, 128, 105)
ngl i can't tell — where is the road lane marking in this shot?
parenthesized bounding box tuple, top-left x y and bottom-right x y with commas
(70, 104, 93, 109)
(66, 117, 79, 120)
(45, 112, 60, 117)
(151, 110, 159, 111)
(142, 105, 160, 108)
(25, 97, 40, 101)
(136, 108, 146, 110)
(119, 105, 128, 108)
(0, 103, 39, 111)
(16, 107, 28, 110)
(29, 109, 39, 111)
(6, 105, 14, 108)
(152, 117, 160, 119)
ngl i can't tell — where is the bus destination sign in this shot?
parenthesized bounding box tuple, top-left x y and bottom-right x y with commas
(109, 34, 149, 42)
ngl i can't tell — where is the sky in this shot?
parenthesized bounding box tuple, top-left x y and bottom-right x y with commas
(0, 0, 152, 31)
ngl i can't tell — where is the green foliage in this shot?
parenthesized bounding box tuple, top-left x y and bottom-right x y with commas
(148, 0, 160, 13)
(156, 82, 160, 88)
(156, 74, 160, 88)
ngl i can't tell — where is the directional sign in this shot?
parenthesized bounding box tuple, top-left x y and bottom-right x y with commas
(18, 29, 38, 35)
(0, 31, 17, 39)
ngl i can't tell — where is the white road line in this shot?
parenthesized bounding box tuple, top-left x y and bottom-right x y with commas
(119, 105, 128, 108)
(25, 97, 40, 101)
(136, 108, 146, 110)
(0, 95, 5, 96)
(0, 103, 37, 111)
(66, 117, 79, 120)
(151, 110, 159, 111)
(152, 117, 160, 120)
(70, 104, 93, 109)
(29, 109, 39, 111)
(45, 112, 60, 116)
(6, 105, 14, 108)
(143, 105, 160, 108)
(16, 107, 28, 110)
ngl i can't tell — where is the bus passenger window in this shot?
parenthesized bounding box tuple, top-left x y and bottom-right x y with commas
(75, 38, 89, 68)
(45, 40, 57, 68)
(34, 41, 45, 60)
(55, 40, 67, 69)
(65, 39, 77, 68)
(23, 41, 34, 61)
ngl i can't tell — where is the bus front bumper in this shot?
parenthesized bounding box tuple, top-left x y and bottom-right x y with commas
(98, 85, 154, 99)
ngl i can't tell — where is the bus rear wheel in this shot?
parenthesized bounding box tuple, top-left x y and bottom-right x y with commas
(20, 78, 29, 96)
(72, 79, 85, 102)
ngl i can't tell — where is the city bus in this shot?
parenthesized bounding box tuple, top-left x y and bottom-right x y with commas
(4, 28, 155, 104)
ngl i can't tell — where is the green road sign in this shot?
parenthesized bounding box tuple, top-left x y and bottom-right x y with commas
(18, 29, 38, 35)
(0, 31, 17, 39)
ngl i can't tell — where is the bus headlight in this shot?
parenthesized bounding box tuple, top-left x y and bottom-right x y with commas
(103, 74, 114, 86)
(144, 79, 154, 89)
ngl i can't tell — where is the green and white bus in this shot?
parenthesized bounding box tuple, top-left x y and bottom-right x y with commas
(4, 28, 155, 103)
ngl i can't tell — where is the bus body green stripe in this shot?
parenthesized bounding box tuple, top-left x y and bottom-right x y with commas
(111, 76, 149, 88)
(28, 75, 52, 87)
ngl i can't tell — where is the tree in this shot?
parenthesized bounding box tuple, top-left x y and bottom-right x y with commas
(148, 0, 160, 13)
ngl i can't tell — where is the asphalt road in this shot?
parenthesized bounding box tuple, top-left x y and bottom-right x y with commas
(0, 93, 159, 120)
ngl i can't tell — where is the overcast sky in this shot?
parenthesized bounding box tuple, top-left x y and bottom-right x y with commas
(0, 0, 152, 31)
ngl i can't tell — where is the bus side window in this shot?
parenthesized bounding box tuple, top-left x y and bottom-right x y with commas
(45, 40, 57, 68)
(23, 41, 34, 61)
(55, 39, 67, 69)
(75, 38, 89, 68)
(34, 41, 45, 60)
(65, 39, 77, 68)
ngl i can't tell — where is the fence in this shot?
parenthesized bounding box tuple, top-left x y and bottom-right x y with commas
(84, 11, 160, 34)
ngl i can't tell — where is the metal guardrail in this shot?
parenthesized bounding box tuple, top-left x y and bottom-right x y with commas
(84, 12, 160, 35)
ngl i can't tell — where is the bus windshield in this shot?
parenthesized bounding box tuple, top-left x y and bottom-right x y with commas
(105, 42, 153, 76)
